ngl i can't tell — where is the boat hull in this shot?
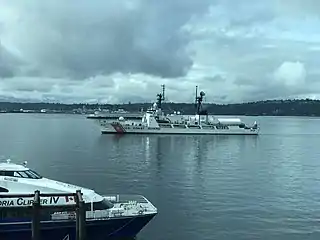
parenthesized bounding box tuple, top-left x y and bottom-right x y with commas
(0, 213, 156, 240)
(102, 125, 259, 135)
(100, 125, 117, 134)
(102, 131, 259, 135)
(96, 116, 259, 135)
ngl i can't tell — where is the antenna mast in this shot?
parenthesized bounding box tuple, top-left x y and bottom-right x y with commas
(161, 84, 165, 102)
(195, 86, 198, 103)
(195, 86, 198, 112)
(157, 84, 165, 109)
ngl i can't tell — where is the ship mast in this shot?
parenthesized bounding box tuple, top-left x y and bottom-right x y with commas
(195, 86, 207, 124)
(195, 87, 205, 115)
(195, 86, 198, 112)
(157, 84, 165, 109)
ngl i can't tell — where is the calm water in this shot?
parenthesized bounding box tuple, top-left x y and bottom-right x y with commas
(1, 113, 320, 240)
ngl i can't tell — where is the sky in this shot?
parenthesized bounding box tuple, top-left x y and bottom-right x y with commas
(0, 0, 320, 104)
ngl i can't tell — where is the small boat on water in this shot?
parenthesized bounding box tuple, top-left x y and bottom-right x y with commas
(101, 86, 260, 135)
(87, 109, 143, 120)
(0, 159, 157, 240)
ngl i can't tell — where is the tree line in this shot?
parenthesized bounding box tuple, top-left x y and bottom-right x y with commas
(0, 99, 320, 116)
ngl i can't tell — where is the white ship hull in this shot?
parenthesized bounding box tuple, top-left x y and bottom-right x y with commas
(97, 119, 259, 135)
(101, 123, 259, 135)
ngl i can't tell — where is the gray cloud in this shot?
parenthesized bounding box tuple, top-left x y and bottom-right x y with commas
(2, 0, 212, 79)
(204, 75, 226, 82)
(274, 0, 320, 17)
(0, 0, 320, 104)
(233, 77, 255, 87)
(0, 43, 20, 78)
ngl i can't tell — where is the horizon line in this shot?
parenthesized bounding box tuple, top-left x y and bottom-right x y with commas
(0, 98, 318, 106)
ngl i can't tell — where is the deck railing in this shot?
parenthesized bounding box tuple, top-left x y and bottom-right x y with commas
(0, 190, 86, 240)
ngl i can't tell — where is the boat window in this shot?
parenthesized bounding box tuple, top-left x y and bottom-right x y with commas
(0, 187, 9, 192)
(16, 170, 42, 179)
(85, 199, 114, 211)
(0, 171, 14, 176)
(17, 171, 29, 178)
(0, 208, 51, 220)
(1, 170, 43, 179)
(27, 170, 42, 179)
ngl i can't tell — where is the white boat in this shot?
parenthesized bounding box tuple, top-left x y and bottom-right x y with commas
(87, 109, 143, 120)
(100, 87, 260, 135)
(0, 159, 157, 240)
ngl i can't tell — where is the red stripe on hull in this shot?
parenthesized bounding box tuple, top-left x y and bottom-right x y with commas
(111, 123, 126, 133)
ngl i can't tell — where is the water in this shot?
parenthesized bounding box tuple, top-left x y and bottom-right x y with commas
(1, 113, 320, 240)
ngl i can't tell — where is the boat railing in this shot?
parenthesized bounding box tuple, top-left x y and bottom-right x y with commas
(104, 194, 149, 204)
(0, 190, 86, 240)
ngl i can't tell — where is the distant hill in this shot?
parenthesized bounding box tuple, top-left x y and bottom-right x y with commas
(0, 99, 320, 116)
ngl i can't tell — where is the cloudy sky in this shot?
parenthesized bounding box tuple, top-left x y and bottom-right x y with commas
(0, 0, 319, 104)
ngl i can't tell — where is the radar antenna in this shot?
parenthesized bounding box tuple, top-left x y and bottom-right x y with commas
(195, 86, 207, 115)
